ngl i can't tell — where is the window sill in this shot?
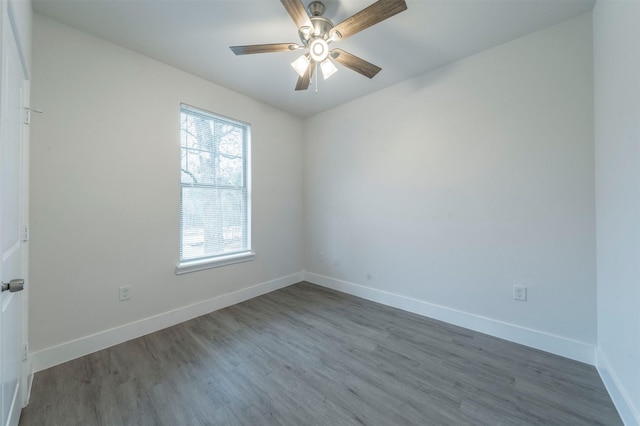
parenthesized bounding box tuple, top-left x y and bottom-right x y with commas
(175, 251, 255, 275)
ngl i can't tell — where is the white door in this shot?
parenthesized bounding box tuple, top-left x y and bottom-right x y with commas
(0, 3, 27, 426)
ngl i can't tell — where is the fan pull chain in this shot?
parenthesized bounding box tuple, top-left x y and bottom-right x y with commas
(315, 64, 318, 94)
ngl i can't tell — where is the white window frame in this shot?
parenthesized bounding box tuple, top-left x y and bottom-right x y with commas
(176, 104, 254, 275)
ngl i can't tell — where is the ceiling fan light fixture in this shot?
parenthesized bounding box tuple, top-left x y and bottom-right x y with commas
(291, 54, 310, 77)
(320, 59, 338, 80)
(309, 38, 329, 62)
(229, 0, 408, 92)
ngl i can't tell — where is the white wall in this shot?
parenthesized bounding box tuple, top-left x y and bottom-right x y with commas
(593, 1, 640, 424)
(304, 14, 596, 360)
(29, 14, 304, 356)
(6, 0, 32, 75)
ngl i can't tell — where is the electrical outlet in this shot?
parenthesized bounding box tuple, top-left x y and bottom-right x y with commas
(119, 286, 131, 301)
(513, 285, 527, 301)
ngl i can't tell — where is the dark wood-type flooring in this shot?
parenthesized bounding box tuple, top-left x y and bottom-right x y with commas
(20, 282, 622, 425)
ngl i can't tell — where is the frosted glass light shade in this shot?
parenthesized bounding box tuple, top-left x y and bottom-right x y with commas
(321, 59, 338, 80)
(291, 55, 310, 77)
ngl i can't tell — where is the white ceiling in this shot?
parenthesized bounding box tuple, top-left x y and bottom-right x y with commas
(32, 0, 594, 118)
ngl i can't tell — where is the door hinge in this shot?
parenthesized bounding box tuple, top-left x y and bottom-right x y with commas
(22, 225, 29, 242)
(23, 343, 29, 361)
(23, 107, 43, 125)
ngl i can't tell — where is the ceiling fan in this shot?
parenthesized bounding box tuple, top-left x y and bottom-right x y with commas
(230, 0, 408, 91)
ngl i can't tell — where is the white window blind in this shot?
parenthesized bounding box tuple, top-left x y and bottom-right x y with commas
(179, 104, 251, 266)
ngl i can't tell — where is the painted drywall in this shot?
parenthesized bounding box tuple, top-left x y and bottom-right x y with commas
(29, 14, 304, 353)
(304, 14, 596, 348)
(593, 0, 640, 423)
(7, 0, 31, 75)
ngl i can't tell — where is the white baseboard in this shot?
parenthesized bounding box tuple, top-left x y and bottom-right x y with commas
(596, 349, 640, 426)
(30, 272, 304, 374)
(304, 272, 596, 365)
(29, 271, 632, 424)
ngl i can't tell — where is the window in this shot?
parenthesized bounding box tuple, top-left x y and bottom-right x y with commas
(176, 104, 253, 274)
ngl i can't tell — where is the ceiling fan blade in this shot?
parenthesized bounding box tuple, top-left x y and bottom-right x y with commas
(329, 0, 407, 41)
(295, 61, 316, 91)
(281, 0, 313, 30)
(330, 49, 381, 79)
(230, 43, 300, 55)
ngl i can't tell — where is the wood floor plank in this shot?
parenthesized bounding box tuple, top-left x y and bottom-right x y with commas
(20, 282, 622, 426)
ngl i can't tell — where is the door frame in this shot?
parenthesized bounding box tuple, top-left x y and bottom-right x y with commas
(1, 0, 30, 413)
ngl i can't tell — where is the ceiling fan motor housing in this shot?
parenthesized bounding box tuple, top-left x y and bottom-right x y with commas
(298, 1, 334, 46)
